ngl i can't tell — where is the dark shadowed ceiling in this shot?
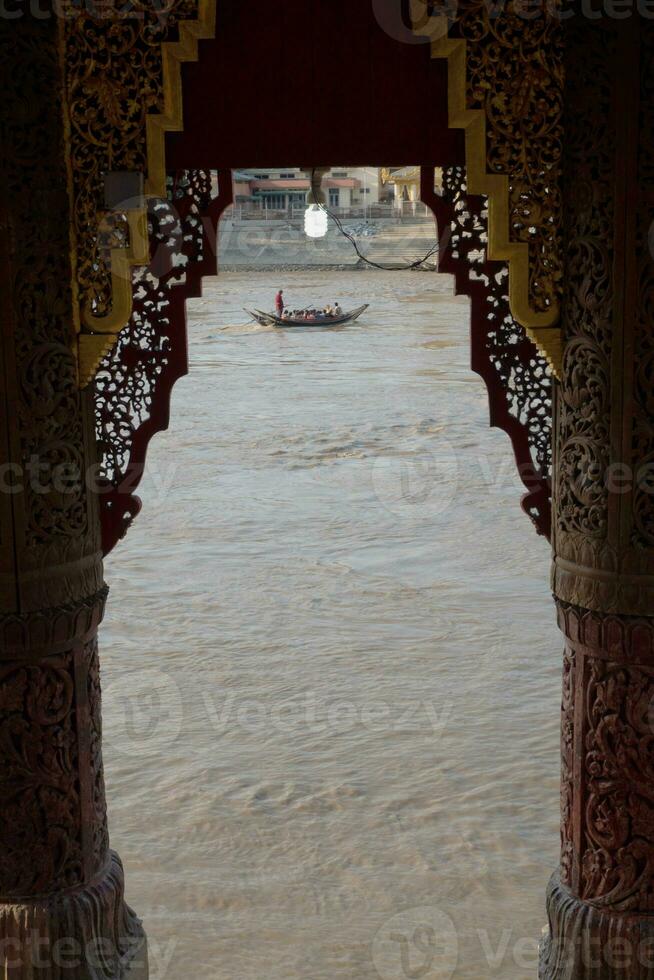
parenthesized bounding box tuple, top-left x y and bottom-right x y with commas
(166, 0, 462, 169)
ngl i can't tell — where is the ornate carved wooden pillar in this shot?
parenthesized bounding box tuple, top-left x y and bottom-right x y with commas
(540, 18, 654, 979)
(0, 18, 146, 980)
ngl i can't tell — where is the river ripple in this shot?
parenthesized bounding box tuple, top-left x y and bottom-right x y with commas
(103, 270, 561, 980)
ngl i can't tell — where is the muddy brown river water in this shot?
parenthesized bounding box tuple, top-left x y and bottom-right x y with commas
(103, 270, 561, 980)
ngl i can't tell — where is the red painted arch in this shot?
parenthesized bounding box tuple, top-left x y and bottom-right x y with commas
(166, 0, 462, 171)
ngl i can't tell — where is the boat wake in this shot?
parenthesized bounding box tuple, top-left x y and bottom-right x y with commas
(203, 321, 276, 338)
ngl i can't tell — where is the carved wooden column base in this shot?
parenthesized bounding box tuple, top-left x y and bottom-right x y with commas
(539, 601, 654, 979)
(540, 872, 654, 979)
(0, 589, 147, 980)
(0, 852, 147, 980)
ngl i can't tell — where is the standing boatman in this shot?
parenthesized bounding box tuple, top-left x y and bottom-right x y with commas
(275, 289, 285, 318)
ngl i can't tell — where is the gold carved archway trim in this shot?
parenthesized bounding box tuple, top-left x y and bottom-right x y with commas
(70, 0, 563, 386)
(412, 0, 563, 376)
(72, 0, 217, 386)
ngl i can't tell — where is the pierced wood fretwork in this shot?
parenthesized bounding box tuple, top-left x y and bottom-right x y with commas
(95, 170, 233, 555)
(422, 167, 553, 538)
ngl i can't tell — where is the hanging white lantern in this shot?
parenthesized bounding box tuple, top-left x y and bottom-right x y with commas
(304, 204, 328, 239)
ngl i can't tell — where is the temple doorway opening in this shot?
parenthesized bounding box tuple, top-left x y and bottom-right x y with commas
(100, 168, 561, 979)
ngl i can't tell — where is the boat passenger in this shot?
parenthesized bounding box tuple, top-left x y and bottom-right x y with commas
(275, 289, 284, 317)
(333, 303, 342, 316)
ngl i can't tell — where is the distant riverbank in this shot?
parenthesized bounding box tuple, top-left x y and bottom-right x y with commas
(217, 212, 438, 269)
(219, 263, 439, 273)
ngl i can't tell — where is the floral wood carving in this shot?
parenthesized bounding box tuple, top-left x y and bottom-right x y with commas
(582, 658, 654, 910)
(95, 170, 233, 556)
(0, 17, 104, 613)
(554, 27, 613, 548)
(559, 643, 575, 890)
(0, 637, 107, 898)
(0, 16, 146, 971)
(421, 167, 553, 538)
(62, 0, 217, 384)
(557, 601, 654, 914)
(64, 3, 199, 315)
(552, 24, 654, 617)
(413, 0, 564, 372)
(544, 25, 654, 977)
(0, 652, 81, 896)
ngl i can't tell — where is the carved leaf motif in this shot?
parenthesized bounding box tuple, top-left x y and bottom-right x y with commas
(442, 166, 553, 530)
(0, 642, 108, 898)
(453, 0, 564, 315)
(94, 171, 216, 553)
(64, 3, 200, 318)
(554, 26, 615, 563)
(560, 647, 575, 887)
(580, 660, 654, 911)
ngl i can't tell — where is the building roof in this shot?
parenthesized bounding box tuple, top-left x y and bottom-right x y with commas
(324, 178, 361, 188)
(254, 179, 311, 190)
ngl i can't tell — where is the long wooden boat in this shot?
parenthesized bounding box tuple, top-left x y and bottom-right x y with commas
(245, 304, 369, 327)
